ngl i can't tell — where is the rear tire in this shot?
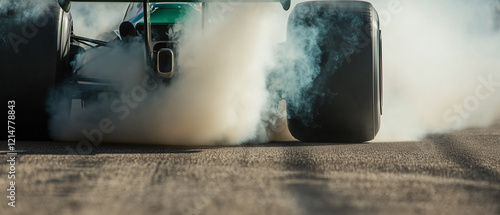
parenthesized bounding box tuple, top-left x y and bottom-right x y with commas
(286, 1, 382, 142)
(0, 0, 72, 140)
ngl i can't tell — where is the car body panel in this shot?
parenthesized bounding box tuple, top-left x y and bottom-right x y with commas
(123, 2, 201, 25)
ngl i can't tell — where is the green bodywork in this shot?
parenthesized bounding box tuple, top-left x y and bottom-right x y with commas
(150, 3, 200, 24)
(128, 3, 201, 25)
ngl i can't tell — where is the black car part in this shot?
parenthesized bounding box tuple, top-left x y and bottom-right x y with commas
(286, 1, 382, 142)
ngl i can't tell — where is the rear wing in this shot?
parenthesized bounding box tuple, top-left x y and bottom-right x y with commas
(67, 0, 290, 10)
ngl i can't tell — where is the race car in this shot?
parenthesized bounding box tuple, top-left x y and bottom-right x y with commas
(0, 0, 382, 142)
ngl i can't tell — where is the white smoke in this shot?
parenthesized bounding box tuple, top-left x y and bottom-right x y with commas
(143, 4, 277, 144)
(0, 0, 51, 18)
(369, 0, 500, 141)
(49, 3, 287, 145)
(0, 0, 52, 48)
(47, 0, 500, 145)
(71, 2, 128, 40)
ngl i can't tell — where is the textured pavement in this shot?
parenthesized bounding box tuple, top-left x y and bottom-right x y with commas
(1, 121, 500, 215)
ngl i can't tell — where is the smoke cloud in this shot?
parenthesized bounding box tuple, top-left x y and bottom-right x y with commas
(369, 0, 500, 141)
(143, 4, 276, 144)
(70, 2, 128, 40)
(0, 0, 52, 49)
(49, 3, 288, 145)
(0, 0, 50, 18)
(45, 0, 500, 145)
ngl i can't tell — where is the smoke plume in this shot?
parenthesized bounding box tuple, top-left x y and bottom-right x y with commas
(0, 0, 50, 18)
(49, 3, 286, 145)
(70, 2, 128, 40)
(0, 0, 52, 49)
(45, 0, 500, 144)
(369, 0, 500, 141)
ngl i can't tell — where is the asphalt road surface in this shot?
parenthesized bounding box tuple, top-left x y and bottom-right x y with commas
(1, 121, 500, 215)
